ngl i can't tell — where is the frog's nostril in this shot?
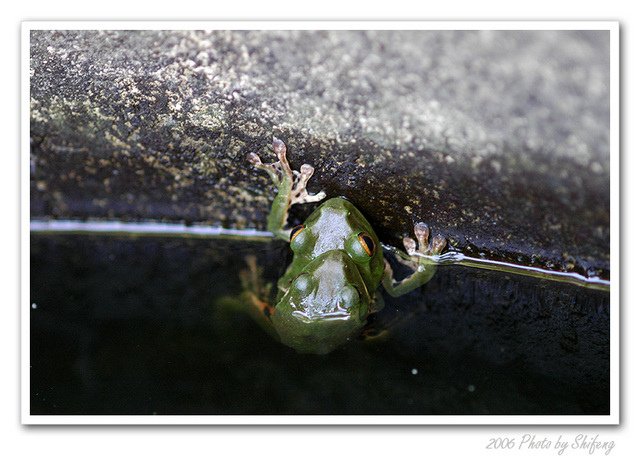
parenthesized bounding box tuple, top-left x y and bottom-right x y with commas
(339, 285, 359, 310)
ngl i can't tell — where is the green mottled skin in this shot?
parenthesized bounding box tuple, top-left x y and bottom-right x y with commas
(243, 138, 445, 354)
(271, 197, 385, 354)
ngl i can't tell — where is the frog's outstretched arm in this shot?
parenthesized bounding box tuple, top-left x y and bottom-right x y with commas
(382, 222, 446, 297)
(248, 137, 326, 241)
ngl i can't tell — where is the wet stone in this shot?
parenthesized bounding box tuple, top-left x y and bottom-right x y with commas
(30, 30, 610, 278)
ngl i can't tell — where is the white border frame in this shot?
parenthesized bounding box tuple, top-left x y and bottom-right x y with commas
(21, 21, 619, 425)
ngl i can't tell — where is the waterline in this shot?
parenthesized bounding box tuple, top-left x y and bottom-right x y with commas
(30, 219, 610, 291)
(30, 219, 273, 240)
(386, 248, 610, 291)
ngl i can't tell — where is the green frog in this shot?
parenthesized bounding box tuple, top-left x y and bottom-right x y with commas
(240, 137, 445, 354)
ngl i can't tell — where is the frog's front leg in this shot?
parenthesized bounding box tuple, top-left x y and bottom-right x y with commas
(248, 137, 326, 241)
(382, 222, 446, 297)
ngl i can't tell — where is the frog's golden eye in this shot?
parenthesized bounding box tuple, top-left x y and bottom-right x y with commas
(290, 224, 305, 242)
(357, 232, 375, 257)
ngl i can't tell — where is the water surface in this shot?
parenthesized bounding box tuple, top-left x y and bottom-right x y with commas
(30, 233, 609, 415)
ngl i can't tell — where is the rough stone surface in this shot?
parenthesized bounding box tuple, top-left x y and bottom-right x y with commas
(30, 30, 611, 278)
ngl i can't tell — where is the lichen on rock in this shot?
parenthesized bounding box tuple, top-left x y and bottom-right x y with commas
(30, 29, 611, 278)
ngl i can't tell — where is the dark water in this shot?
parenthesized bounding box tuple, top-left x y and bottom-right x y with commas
(30, 234, 610, 415)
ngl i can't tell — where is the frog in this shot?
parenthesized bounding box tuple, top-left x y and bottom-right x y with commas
(241, 137, 446, 354)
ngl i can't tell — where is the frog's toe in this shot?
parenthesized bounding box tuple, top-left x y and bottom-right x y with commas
(249, 137, 298, 188)
(290, 162, 326, 205)
(429, 234, 447, 255)
(413, 222, 431, 253)
(272, 137, 294, 180)
(404, 222, 447, 257)
(402, 236, 417, 255)
(272, 136, 287, 161)
(247, 152, 263, 166)
(402, 222, 429, 255)
(247, 151, 281, 184)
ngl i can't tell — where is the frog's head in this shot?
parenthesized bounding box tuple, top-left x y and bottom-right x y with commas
(271, 250, 372, 354)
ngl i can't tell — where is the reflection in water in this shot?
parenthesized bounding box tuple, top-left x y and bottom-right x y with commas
(30, 234, 609, 415)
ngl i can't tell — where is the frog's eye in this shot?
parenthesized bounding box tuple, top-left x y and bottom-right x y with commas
(357, 232, 376, 257)
(290, 224, 311, 253)
(346, 231, 376, 263)
(290, 224, 305, 242)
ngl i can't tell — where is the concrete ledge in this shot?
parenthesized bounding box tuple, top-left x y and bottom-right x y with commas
(30, 30, 610, 278)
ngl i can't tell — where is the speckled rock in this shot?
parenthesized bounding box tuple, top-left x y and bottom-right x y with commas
(29, 29, 611, 278)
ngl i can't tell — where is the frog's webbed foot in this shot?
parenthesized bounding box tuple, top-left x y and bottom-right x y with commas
(249, 137, 326, 241)
(382, 222, 446, 297)
(290, 164, 326, 205)
(401, 222, 446, 263)
(248, 136, 326, 204)
(247, 137, 291, 187)
(218, 255, 280, 342)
